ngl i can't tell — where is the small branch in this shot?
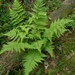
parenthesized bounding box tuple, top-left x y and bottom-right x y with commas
(5, 70, 10, 75)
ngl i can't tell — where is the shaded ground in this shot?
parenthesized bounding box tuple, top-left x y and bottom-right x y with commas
(30, 29, 75, 75)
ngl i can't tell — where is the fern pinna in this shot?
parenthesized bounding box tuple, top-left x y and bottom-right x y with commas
(10, 0, 26, 28)
(0, 0, 73, 75)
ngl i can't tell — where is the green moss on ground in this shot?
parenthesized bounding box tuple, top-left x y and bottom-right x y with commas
(56, 29, 75, 75)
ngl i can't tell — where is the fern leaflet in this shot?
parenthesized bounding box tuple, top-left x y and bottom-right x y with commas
(23, 50, 46, 75)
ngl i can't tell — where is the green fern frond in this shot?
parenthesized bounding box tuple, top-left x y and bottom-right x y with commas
(27, 0, 47, 40)
(23, 50, 46, 75)
(0, 42, 35, 54)
(0, 39, 45, 54)
(45, 42, 54, 57)
(10, 0, 26, 27)
(4, 28, 17, 40)
(50, 19, 73, 37)
(4, 25, 31, 42)
(32, 40, 44, 52)
(28, 0, 47, 26)
(44, 19, 73, 41)
(4, 28, 24, 42)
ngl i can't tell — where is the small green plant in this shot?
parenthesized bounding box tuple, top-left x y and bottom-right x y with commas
(48, 0, 62, 11)
(0, 0, 73, 75)
(0, 0, 10, 49)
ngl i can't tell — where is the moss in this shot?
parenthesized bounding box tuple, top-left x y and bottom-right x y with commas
(57, 30, 75, 75)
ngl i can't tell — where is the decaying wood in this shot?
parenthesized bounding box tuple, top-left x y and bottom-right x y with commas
(48, 0, 75, 21)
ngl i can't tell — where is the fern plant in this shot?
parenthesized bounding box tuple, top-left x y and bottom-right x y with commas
(0, 0, 73, 75)
(9, 0, 26, 28)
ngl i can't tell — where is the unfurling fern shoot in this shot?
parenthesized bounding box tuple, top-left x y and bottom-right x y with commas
(0, 0, 73, 75)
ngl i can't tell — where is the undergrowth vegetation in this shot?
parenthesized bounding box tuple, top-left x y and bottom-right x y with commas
(0, 0, 10, 49)
(0, 0, 74, 75)
(48, 0, 62, 11)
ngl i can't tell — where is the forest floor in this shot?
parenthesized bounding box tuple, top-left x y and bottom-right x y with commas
(30, 28, 75, 75)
